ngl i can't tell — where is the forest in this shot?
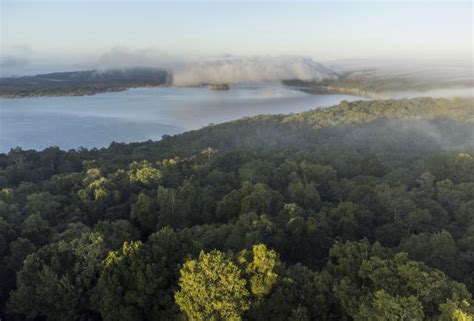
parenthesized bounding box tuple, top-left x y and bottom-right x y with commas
(0, 68, 171, 98)
(0, 97, 473, 320)
(283, 71, 474, 97)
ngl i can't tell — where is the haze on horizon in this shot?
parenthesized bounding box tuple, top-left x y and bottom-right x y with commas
(1, 0, 473, 77)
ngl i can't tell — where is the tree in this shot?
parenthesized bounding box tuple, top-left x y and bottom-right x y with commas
(239, 244, 279, 298)
(9, 232, 105, 321)
(24, 191, 62, 224)
(131, 192, 158, 232)
(325, 202, 374, 241)
(217, 182, 282, 222)
(176, 178, 216, 225)
(127, 161, 162, 187)
(246, 263, 334, 321)
(21, 213, 51, 246)
(326, 240, 473, 319)
(94, 219, 141, 250)
(175, 250, 250, 321)
(287, 178, 321, 210)
(7, 237, 36, 271)
(355, 290, 424, 321)
(399, 230, 466, 279)
(157, 186, 187, 228)
(241, 182, 282, 215)
(98, 227, 197, 321)
(438, 299, 474, 321)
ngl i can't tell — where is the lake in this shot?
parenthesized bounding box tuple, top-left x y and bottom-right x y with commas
(0, 84, 362, 152)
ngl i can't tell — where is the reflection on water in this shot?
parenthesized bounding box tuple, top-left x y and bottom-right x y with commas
(0, 84, 362, 152)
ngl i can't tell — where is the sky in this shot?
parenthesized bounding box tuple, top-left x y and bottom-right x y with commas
(1, 1, 473, 74)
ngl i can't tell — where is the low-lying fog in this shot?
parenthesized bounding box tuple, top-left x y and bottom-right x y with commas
(1, 51, 472, 152)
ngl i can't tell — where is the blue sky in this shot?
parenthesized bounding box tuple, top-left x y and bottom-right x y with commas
(1, 1, 472, 68)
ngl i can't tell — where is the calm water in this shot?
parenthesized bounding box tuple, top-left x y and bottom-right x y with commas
(0, 85, 362, 152)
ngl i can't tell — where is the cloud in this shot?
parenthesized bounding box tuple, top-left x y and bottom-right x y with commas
(94, 48, 338, 85)
(0, 56, 29, 68)
(172, 55, 338, 85)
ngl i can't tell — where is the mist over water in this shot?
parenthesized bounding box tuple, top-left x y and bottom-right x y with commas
(2, 52, 472, 153)
(389, 87, 474, 99)
(0, 84, 362, 152)
(171, 56, 337, 85)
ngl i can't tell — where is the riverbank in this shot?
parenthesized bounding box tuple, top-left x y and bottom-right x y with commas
(0, 68, 171, 99)
(0, 84, 172, 99)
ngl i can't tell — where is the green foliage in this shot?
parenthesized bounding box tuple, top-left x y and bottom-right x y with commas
(400, 230, 467, 279)
(0, 97, 473, 320)
(240, 244, 279, 298)
(131, 191, 158, 231)
(438, 299, 474, 321)
(355, 290, 425, 321)
(97, 227, 198, 321)
(21, 213, 51, 246)
(175, 250, 250, 321)
(9, 232, 105, 321)
(127, 161, 162, 186)
(93, 219, 140, 250)
(326, 240, 473, 320)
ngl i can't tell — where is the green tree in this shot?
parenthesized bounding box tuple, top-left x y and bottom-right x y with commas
(175, 250, 250, 321)
(399, 230, 466, 279)
(438, 299, 474, 321)
(94, 219, 141, 250)
(127, 161, 162, 187)
(326, 240, 473, 319)
(157, 186, 187, 228)
(355, 290, 424, 321)
(325, 202, 374, 241)
(21, 213, 51, 246)
(131, 192, 158, 232)
(9, 232, 105, 321)
(98, 227, 196, 321)
(287, 178, 321, 210)
(239, 244, 279, 298)
(24, 191, 62, 223)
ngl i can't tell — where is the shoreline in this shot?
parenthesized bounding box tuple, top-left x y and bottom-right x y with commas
(290, 85, 380, 99)
(0, 84, 170, 99)
(1, 82, 373, 100)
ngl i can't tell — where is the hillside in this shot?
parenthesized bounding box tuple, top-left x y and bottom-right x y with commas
(93, 97, 473, 165)
(0, 97, 473, 320)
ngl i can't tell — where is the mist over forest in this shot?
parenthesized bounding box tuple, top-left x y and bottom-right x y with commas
(1, 97, 474, 320)
(2, 52, 473, 99)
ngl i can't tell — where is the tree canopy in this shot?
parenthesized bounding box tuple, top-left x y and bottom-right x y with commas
(0, 97, 473, 320)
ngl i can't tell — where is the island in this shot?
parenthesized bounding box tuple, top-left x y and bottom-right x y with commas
(207, 83, 230, 91)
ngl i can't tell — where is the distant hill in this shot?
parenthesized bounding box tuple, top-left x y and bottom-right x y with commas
(0, 67, 171, 98)
(156, 97, 474, 154)
(77, 97, 473, 166)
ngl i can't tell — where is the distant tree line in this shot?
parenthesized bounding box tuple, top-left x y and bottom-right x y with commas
(0, 68, 171, 98)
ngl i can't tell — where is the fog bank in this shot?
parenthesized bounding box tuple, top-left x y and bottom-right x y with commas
(95, 48, 339, 85)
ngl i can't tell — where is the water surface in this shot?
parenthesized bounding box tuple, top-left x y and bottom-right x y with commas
(0, 85, 362, 152)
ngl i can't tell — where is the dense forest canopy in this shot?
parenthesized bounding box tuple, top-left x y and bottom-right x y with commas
(0, 97, 473, 320)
